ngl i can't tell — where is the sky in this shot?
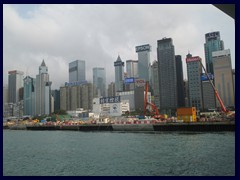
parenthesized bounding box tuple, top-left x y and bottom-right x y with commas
(3, 4, 235, 90)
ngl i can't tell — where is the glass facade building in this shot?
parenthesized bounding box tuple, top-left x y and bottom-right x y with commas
(23, 76, 36, 116)
(69, 60, 86, 83)
(136, 44, 151, 82)
(93, 67, 106, 97)
(204, 31, 224, 75)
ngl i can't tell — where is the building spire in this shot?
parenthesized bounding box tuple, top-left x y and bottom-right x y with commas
(41, 59, 46, 67)
(116, 55, 122, 62)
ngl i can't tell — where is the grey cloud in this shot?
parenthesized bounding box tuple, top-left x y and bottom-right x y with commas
(3, 4, 235, 89)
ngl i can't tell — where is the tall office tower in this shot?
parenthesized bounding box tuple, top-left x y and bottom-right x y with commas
(69, 60, 86, 83)
(36, 60, 52, 115)
(186, 54, 203, 111)
(51, 90, 60, 112)
(108, 82, 115, 97)
(126, 60, 138, 78)
(183, 80, 189, 107)
(93, 67, 106, 97)
(204, 31, 224, 75)
(3, 86, 8, 117)
(201, 74, 216, 110)
(136, 44, 151, 82)
(157, 38, 177, 114)
(232, 69, 235, 96)
(23, 76, 36, 116)
(8, 70, 24, 103)
(114, 55, 124, 93)
(151, 60, 160, 108)
(175, 55, 185, 107)
(60, 83, 93, 111)
(212, 49, 235, 107)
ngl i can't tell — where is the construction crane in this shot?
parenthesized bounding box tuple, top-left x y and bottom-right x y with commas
(144, 81, 164, 119)
(199, 59, 235, 119)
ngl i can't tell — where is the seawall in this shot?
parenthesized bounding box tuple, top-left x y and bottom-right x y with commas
(19, 122, 235, 132)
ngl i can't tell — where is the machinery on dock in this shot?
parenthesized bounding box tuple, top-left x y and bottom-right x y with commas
(144, 81, 165, 119)
(199, 60, 235, 120)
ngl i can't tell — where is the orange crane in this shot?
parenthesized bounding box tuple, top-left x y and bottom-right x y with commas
(199, 60, 235, 119)
(144, 81, 164, 119)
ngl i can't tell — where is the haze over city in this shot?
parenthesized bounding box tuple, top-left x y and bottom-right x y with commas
(3, 4, 235, 89)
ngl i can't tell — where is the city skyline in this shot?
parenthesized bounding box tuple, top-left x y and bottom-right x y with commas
(3, 4, 235, 89)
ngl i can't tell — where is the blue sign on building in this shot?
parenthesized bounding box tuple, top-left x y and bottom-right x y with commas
(100, 96, 121, 104)
(65, 80, 88, 87)
(124, 78, 135, 84)
(201, 73, 214, 81)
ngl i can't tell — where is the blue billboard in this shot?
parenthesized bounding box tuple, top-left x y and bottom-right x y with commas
(124, 78, 135, 84)
(100, 96, 121, 104)
(201, 73, 214, 81)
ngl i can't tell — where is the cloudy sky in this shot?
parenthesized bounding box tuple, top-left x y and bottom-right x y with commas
(3, 4, 235, 89)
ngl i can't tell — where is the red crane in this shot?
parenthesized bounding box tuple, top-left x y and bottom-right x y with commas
(144, 81, 164, 119)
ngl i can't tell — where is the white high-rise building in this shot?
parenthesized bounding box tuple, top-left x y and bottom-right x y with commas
(36, 60, 52, 115)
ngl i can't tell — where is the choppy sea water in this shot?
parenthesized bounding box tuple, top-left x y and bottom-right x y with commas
(3, 130, 235, 176)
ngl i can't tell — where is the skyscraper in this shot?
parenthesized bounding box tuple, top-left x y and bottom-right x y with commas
(151, 60, 160, 109)
(108, 82, 115, 97)
(3, 86, 8, 117)
(183, 80, 189, 107)
(186, 54, 203, 111)
(126, 60, 138, 78)
(114, 55, 124, 93)
(136, 44, 151, 82)
(93, 67, 106, 97)
(175, 55, 185, 107)
(69, 60, 86, 83)
(157, 38, 177, 114)
(51, 90, 60, 113)
(202, 77, 216, 110)
(212, 49, 234, 108)
(36, 60, 52, 115)
(204, 31, 224, 75)
(8, 70, 24, 103)
(23, 76, 36, 116)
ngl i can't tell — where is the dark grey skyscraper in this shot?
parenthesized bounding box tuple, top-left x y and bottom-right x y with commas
(157, 38, 177, 115)
(8, 70, 24, 104)
(51, 89, 60, 112)
(175, 55, 185, 107)
(114, 55, 124, 93)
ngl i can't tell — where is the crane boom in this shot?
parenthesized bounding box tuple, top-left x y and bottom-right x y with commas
(199, 60, 228, 113)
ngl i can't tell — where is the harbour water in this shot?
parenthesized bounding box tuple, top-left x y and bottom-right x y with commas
(3, 130, 235, 176)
